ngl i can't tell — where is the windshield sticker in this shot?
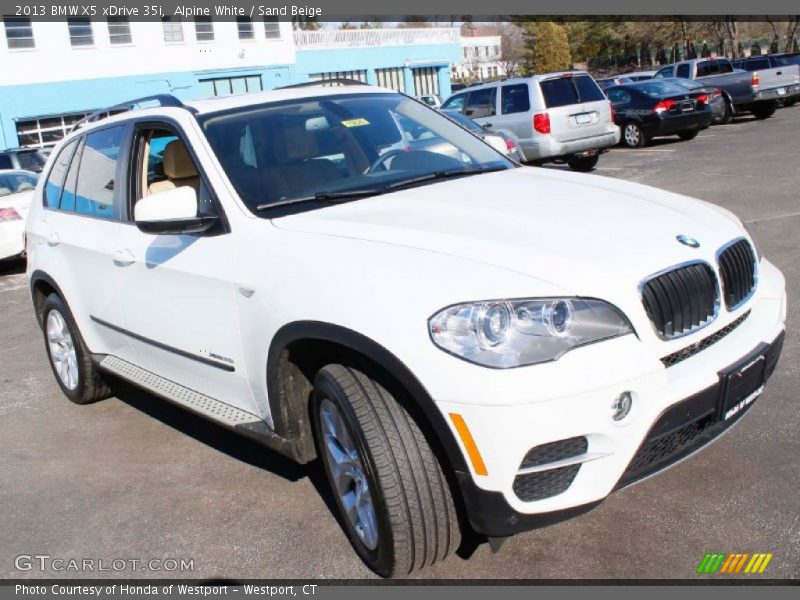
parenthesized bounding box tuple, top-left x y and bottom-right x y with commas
(341, 118, 370, 128)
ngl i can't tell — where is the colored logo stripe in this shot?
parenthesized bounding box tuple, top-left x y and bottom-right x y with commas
(698, 552, 773, 574)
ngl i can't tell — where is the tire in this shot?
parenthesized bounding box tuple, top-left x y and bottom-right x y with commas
(718, 99, 734, 125)
(41, 294, 111, 405)
(751, 102, 777, 120)
(567, 154, 599, 172)
(311, 364, 460, 577)
(621, 122, 647, 148)
(677, 129, 699, 141)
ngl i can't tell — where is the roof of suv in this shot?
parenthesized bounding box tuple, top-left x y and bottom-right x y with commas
(452, 71, 592, 92)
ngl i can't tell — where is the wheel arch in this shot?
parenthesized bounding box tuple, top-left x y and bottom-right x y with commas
(29, 270, 67, 328)
(266, 320, 469, 478)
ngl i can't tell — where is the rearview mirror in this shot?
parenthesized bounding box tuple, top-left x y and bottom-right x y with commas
(134, 186, 218, 235)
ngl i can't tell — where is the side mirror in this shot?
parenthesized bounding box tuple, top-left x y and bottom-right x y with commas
(134, 186, 218, 235)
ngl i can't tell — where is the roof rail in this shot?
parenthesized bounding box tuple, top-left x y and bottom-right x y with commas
(70, 94, 194, 132)
(278, 78, 372, 90)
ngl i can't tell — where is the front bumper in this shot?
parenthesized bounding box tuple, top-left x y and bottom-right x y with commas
(436, 260, 786, 537)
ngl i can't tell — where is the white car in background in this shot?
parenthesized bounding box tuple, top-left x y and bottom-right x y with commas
(25, 85, 786, 577)
(0, 170, 38, 260)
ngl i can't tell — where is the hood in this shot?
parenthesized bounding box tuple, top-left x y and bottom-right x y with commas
(272, 167, 744, 296)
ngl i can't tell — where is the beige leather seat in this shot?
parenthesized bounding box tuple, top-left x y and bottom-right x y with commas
(149, 140, 200, 195)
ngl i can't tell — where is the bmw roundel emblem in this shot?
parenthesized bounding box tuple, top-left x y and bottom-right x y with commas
(676, 234, 700, 248)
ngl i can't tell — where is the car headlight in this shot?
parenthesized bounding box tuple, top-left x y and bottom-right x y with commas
(429, 298, 633, 368)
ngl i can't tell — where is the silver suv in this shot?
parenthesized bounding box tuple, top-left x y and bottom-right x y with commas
(441, 72, 620, 171)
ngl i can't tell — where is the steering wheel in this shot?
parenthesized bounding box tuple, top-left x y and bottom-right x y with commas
(366, 148, 407, 174)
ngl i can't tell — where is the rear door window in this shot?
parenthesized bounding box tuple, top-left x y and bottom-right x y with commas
(676, 64, 691, 78)
(74, 125, 125, 220)
(607, 89, 632, 104)
(540, 75, 604, 108)
(501, 84, 530, 114)
(59, 140, 83, 212)
(716, 60, 733, 74)
(44, 139, 78, 209)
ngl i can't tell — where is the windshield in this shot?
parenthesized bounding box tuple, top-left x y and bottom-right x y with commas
(200, 92, 513, 213)
(0, 171, 38, 197)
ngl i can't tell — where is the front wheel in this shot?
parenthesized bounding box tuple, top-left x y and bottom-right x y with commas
(677, 129, 699, 141)
(312, 364, 460, 577)
(622, 122, 647, 148)
(567, 153, 599, 172)
(41, 294, 111, 404)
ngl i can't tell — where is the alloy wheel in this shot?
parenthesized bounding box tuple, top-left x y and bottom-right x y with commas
(624, 124, 640, 147)
(46, 310, 79, 391)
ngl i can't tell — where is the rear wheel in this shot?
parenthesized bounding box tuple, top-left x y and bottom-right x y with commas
(41, 294, 111, 404)
(718, 99, 734, 124)
(567, 154, 599, 172)
(751, 102, 777, 120)
(622, 122, 647, 148)
(677, 129, 699, 141)
(311, 364, 460, 577)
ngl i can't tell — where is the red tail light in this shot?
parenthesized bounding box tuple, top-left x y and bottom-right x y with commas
(653, 99, 676, 114)
(504, 137, 517, 152)
(751, 72, 760, 89)
(696, 94, 709, 104)
(609, 101, 616, 122)
(533, 112, 551, 134)
(712, 89, 722, 98)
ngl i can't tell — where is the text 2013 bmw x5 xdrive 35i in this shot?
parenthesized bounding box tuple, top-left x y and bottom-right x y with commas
(26, 85, 785, 577)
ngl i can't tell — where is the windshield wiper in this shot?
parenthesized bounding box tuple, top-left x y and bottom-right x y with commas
(255, 188, 383, 211)
(386, 165, 508, 191)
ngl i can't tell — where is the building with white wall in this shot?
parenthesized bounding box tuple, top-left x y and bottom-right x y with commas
(452, 34, 506, 81)
(0, 19, 460, 150)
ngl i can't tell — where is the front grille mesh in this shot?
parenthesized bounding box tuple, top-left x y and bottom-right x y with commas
(661, 310, 751, 368)
(641, 263, 718, 339)
(519, 436, 588, 469)
(513, 465, 581, 502)
(719, 239, 757, 309)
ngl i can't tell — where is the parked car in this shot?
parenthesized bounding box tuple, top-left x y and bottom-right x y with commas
(0, 147, 49, 173)
(654, 58, 781, 122)
(624, 70, 656, 81)
(732, 54, 800, 107)
(0, 170, 38, 260)
(440, 72, 619, 171)
(26, 87, 785, 577)
(660, 77, 727, 122)
(416, 94, 443, 108)
(441, 109, 523, 161)
(606, 79, 714, 147)
(596, 76, 635, 90)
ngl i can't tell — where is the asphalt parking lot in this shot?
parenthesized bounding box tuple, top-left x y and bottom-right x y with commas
(1, 105, 798, 581)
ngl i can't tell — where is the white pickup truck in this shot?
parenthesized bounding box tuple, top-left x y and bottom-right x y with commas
(733, 54, 800, 107)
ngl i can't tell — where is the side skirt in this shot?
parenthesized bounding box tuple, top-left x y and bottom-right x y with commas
(96, 354, 299, 461)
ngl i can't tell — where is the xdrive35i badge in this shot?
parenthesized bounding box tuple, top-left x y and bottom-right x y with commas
(676, 234, 700, 248)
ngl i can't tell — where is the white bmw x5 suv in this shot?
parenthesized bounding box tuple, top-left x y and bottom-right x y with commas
(26, 84, 785, 577)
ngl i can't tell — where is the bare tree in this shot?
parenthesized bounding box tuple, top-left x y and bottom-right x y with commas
(766, 17, 800, 52)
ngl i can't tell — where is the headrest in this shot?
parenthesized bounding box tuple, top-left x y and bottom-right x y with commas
(279, 124, 320, 161)
(162, 140, 198, 179)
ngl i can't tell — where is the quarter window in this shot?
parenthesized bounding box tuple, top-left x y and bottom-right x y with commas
(74, 126, 125, 220)
(4, 16, 35, 49)
(67, 17, 93, 47)
(501, 84, 530, 114)
(677, 64, 691, 78)
(59, 140, 83, 212)
(44, 139, 78, 209)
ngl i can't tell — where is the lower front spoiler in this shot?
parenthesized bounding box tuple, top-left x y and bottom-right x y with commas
(457, 330, 785, 538)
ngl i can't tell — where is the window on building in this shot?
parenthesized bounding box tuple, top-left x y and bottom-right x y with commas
(199, 75, 263, 97)
(162, 17, 184, 42)
(4, 16, 35, 49)
(375, 67, 406, 93)
(263, 16, 281, 39)
(67, 17, 94, 47)
(16, 112, 92, 148)
(195, 17, 214, 42)
(237, 16, 254, 40)
(107, 17, 132, 45)
(412, 67, 440, 96)
(75, 126, 125, 220)
(309, 70, 368, 85)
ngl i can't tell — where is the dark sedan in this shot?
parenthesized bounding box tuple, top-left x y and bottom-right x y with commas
(606, 80, 714, 148)
(659, 77, 727, 122)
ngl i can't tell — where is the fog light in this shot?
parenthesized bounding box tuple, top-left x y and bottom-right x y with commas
(612, 391, 633, 421)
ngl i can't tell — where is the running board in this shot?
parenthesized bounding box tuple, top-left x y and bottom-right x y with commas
(98, 355, 297, 459)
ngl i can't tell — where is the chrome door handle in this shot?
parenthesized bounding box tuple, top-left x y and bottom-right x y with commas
(46, 233, 60, 247)
(112, 249, 135, 267)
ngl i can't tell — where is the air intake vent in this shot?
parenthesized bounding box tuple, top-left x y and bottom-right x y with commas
(718, 239, 757, 310)
(641, 263, 718, 340)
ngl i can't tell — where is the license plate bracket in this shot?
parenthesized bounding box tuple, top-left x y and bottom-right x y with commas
(575, 113, 592, 124)
(718, 351, 766, 421)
